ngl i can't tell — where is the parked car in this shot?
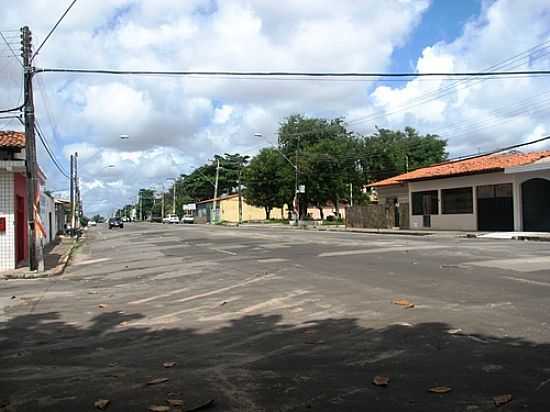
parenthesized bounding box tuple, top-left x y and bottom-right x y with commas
(162, 214, 180, 224)
(108, 217, 124, 229)
(89, 221, 97, 227)
(181, 215, 194, 224)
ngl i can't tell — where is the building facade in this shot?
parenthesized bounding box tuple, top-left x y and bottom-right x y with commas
(0, 131, 49, 271)
(371, 151, 550, 232)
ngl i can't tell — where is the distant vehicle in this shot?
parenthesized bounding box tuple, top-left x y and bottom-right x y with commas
(89, 221, 97, 227)
(162, 214, 180, 224)
(182, 203, 196, 223)
(108, 217, 124, 229)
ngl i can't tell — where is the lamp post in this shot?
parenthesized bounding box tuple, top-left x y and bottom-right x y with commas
(255, 132, 300, 224)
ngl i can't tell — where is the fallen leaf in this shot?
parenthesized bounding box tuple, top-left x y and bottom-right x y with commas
(163, 362, 176, 368)
(148, 406, 170, 412)
(493, 394, 512, 406)
(167, 399, 184, 407)
(118, 321, 129, 327)
(10, 296, 16, 299)
(373, 375, 390, 386)
(187, 399, 215, 412)
(97, 304, 107, 309)
(405, 303, 415, 309)
(447, 328, 463, 335)
(429, 386, 452, 394)
(392, 299, 411, 306)
(94, 399, 111, 410)
(146, 377, 169, 385)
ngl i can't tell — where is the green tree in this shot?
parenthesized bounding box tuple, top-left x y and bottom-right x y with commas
(359, 127, 447, 183)
(243, 148, 293, 219)
(91, 214, 104, 223)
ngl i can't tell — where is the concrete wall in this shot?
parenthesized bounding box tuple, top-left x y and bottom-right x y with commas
(0, 171, 15, 271)
(220, 196, 285, 222)
(376, 185, 409, 204)
(40, 194, 56, 245)
(346, 204, 395, 229)
(407, 170, 550, 231)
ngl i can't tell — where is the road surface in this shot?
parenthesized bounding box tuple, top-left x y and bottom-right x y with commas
(2, 223, 550, 411)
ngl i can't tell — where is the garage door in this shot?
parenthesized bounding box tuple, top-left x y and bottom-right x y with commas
(477, 183, 514, 231)
(522, 178, 550, 232)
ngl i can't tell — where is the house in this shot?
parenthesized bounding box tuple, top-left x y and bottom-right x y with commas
(0, 131, 48, 271)
(368, 150, 550, 232)
(196, 194, 285, 223)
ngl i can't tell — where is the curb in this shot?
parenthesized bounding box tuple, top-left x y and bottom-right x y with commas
(0, 237, 81, 280)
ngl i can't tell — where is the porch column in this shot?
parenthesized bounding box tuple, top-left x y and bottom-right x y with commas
(512, 177, 522, 231)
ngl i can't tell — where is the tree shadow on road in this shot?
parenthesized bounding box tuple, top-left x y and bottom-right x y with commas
(1, 311, 549, 411)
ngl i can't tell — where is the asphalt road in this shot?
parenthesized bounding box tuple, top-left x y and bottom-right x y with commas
(2, 223, 550, 411)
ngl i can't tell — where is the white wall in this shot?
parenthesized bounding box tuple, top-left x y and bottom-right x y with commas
(0, 171, 15, 271)
(408, 170, 550, 231)
(40, 194, 56, 245)
(409, 172, 514, 231)
(377, 185, 409, 204)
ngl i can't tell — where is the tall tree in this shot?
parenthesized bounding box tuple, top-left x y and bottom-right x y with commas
(243, 148, 293, 219)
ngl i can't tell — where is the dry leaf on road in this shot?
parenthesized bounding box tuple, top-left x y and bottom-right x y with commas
(167, 399, 184, 407)
(146, 377, 169, 386)
(392, 299, 411, 306)
(97, 304, 107, 309)
(94, 399, 111, 410)
(163, 362, 176, 368)
(405, 303, 415, 309)
(148, 406, 170, 412)
(428, 386, 452, 393)
(493, 394, 512, 406)
(372, 375, 390, 386)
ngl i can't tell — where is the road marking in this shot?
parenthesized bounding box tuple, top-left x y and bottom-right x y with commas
(503, 276, 550, 287)
(73, 257, 111, 266)
(209, 247, 237, 256)
(318, 245, 447, 257)
(173, 273, 278, 305)
(467, 256, 550, 273)
(257, 258, 288, 263)
(128, 288, 190, 305)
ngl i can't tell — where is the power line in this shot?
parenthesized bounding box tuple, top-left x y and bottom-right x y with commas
(35, 67, 550, 78)
(32, 0, 78, 61)
(35, 119, 70, 178)
(0, 31, 23, 68)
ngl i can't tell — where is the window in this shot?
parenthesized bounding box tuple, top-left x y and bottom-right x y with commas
(412, 190, 438, 215)
(442, 187, 473, 214)
(477, 183, 513, 199)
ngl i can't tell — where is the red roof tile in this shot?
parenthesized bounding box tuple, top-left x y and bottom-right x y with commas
(369, 150, 550, 188)
(0, 131, 25, 149)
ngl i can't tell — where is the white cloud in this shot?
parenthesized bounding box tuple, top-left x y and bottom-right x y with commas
(7, 0, 550, 215)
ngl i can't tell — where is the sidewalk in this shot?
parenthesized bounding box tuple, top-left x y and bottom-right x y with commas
(239, 222, 550, 241)
(0, 236, 79, 280)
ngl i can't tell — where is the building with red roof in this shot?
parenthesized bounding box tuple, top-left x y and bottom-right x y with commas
(367, 150, 550, 232)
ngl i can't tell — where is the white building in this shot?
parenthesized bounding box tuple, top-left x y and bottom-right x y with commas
(370, 150, 550, 232)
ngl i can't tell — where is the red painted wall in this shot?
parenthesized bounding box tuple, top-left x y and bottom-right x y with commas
(14, 173, 28, 263)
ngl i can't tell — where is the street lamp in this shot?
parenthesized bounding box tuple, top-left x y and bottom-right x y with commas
(119, 134, 129, 140)
(255, 132, 300, 224)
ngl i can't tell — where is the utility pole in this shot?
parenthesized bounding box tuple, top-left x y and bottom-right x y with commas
(139, 192, 143, 221)
(161, 191, 165, 220)
(74, 152, 79, 233)
(70, 154, 74, 234)
(349, 183, 353, 207)
(238, 167, 243, 225)
(212, 159, 220, 223)
(172, 180, 176, 215)
(21, 26, 38, 270)
(294, 137, 300, 223)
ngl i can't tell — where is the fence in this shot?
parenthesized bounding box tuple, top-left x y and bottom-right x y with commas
(346, 203, 409, 229)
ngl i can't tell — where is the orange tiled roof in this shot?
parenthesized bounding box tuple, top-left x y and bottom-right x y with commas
(0, 131, 25, 149)
(368, 150, 550, 188)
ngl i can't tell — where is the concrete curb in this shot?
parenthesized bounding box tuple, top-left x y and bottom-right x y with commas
(0, 237, 81, 280)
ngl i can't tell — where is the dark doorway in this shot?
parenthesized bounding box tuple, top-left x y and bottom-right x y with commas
(522, 178, 550, 232)
(15, 195, 25, 263)
(48, 212, 53, 242)
(477, 183, 514, 231)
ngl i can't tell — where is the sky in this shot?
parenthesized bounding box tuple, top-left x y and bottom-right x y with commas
(1, 0, 550, 216)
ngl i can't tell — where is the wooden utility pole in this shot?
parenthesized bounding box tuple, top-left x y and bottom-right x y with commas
(22, 26, 38, 270)
(74, 152, 79, 232)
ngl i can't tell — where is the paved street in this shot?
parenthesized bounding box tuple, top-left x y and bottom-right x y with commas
(2, 223, 550, 411)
